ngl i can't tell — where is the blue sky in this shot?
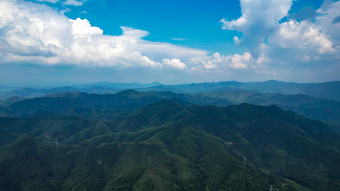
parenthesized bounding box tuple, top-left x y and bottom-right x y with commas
(0, 0, 339, 86)
(63, 0, 243, 54)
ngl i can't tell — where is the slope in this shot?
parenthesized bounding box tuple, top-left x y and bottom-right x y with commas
(0, 100, 339, 190)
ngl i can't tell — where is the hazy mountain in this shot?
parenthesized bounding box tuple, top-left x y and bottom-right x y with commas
(0, 96, 26, 106)
(140, 80, 340, 101)
(0, 82, 161, 100)
(0, 86, 78, 100)
(1, 89, 339, 133)
(0, 100, 339, 190)
(0, 90, 232, 118)
(194, 89, 340, 129)
(73, 81, 161, 89)
(2, 80, 340, 102)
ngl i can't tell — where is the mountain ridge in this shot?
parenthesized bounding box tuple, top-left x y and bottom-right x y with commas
(1, 89, 339, 133)
(1, 80, 340, 101)
(0, 99, 339, 190)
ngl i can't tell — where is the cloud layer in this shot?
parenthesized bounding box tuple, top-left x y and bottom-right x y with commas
(0, 0, 339, 83)
(0, 0, 264, 76)
(0, 0, 212, 70)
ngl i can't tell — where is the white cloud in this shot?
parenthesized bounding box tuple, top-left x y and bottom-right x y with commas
(256, 53, 271, 66)
(202, 61, 217, 70)
(162, 58, 186, 69)
(63, 0, 86, 6)
(233, 36, 240, 45)
(33, 0, 87, 6)
(206, 52, 257, 70)
(211, 52, 226, 63)
(271, 20, 334, 54)
(220, 0, 339, 76)
(221, 0, 293, 29)
(315, 1, 340, 46)
(221, 0, 293, 46)
(1, 0, 238, 72)
(138, 41, 209, 65)
(171, 38, 189, 41)
(70, 18, 103, 38)
(228, 52, 253, 69)
(0, 0, 212, 69)
(3, 0, 337, 82)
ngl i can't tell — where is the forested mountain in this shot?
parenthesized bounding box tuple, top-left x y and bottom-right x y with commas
(193, 90, 340, 129)
(0, 96, 339, 190)
(0, 90, 228, 117)
(1, 90, 339, 133)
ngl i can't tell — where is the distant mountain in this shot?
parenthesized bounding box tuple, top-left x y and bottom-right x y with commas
(1, 89, 339, 133)
(1, 90, 160, 117)
(140, 80, 340, 101)
(2, 80, 340, 102)
(224, 80, 340, 101)
(0, 90, 233, 118)
(0, 100, 339, 190)
(73, 81, 161, 89)
(0, 82, 161, 100)
(194, 89, 340, 130)
(0, 96, 25, 106)
(0, 86, 79, 100)
(0, 85, 17, 92)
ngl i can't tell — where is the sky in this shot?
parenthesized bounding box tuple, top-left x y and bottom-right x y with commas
(0, 0, 339, 86)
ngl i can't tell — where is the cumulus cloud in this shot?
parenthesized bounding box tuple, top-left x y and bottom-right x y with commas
(195, 52, 259, 71)
(221, 0, 293, 47)
(221, 0, 339, 78)
(162, 58, 186, 69)
(316, 1, 340, 46)
(268, 20, 335, 60)
(70, 18, 103, 38)
(228, 52, 253, 69)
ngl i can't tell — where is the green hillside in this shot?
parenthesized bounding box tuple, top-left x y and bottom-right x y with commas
(0, 99, 339, 190)
(2, 89, 340, 130)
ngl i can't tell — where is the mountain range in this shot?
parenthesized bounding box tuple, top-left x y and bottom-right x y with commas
(1, 89, 339, 133)
(0, 82, 340, 190)
(1, 80, 340, 101)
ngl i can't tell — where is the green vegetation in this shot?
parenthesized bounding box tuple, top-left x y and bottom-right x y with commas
(0, 93, 339, 190)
